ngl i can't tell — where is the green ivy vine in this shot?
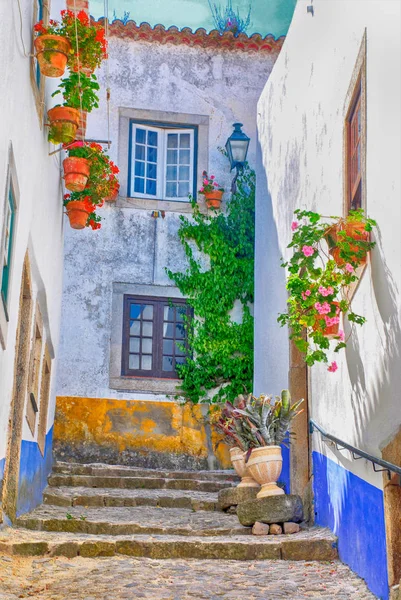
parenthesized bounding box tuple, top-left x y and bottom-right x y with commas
(166, 166, 255, 404)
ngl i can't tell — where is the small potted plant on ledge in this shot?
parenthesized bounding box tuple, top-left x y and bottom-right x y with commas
(278, 209, 376, 370)
(235, 391, 304, 499)
(199, 171, 224, 209)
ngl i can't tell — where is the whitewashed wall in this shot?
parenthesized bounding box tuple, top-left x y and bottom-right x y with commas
(0, 2, 64, 466)
(56, 34, 278, 401)
(255, 0, 401, 484)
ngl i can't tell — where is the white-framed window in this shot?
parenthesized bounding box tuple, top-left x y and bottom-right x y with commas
(128, 122, 196, 202)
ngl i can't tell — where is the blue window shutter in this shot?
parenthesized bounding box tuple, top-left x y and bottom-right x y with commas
(1, 188, 16, 307)
(35, 0, 44, 87)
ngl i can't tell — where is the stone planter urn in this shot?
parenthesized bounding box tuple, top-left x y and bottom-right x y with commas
(229, 447, 259, 488)
(246, 446, 284, 498)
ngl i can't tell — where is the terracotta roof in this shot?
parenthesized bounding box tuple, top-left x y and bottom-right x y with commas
(98, 18, 285, 54)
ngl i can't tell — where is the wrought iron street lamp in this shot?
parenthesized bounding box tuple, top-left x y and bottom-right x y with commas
(225, 122, 250, 172)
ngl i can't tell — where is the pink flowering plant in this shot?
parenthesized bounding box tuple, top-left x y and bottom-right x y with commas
(278, 209, 376, 369)
(198, 171, 224, 194)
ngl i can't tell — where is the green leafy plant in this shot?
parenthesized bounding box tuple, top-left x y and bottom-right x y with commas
(212, 395, 263, 450)
(278, 209, 376, 370)
(52, 71, 99, 112)
(167, 166, 255, 404)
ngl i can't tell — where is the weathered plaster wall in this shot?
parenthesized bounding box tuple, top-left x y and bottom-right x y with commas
(255, 1, 400, 598)
(0, 1, 64, 513)
(56, 34, 279, 402)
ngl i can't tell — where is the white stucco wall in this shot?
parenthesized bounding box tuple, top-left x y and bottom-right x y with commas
(56, 32, 279, 401)
(0, 1, 64, 461)
(255, 0, 401, 483)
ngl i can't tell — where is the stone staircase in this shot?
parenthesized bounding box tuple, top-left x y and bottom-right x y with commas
(0, 462, 338, 561)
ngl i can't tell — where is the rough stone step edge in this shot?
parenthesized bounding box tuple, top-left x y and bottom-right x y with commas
(43, 490, 218, 511)
(0, 536, 338, 561)
(47, 475, 234, 492)
(53, 463, 239, 482)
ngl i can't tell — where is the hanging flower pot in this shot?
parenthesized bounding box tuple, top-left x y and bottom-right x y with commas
(326, 221, 370, 267)
(229, 447, 260, 489)
(313, 301, 341, 338)
(246, 446, 284, 499)
(204, 190, 223, 209)
(63, 157, 91, 192)
(65, 200, 90, 230)
(47, 106, 80, 145)
(34, 34, 71, 77)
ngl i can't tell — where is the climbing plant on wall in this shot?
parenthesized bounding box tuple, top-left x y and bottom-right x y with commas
(166, 166, 255, 404)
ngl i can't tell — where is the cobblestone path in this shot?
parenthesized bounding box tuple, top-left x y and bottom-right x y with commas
(0, 555, 377, 599)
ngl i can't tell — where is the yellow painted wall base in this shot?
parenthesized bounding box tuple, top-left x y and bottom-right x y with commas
(54, 396, 231, 470)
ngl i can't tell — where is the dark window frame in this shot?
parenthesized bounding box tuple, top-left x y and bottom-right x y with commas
(346, 81, 362, 212)
(121, 294, 191, 379)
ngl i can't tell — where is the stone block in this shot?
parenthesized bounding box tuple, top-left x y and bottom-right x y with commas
(269, 524, 283, 535)
(79, 541, 116, 558)
(237, 494, 303, 527)
(50, 542, 79, 558)
(284, 522, 300, 534)
(217, 487, 259, 511)
(281, 537, 338, 561)
(252, 522, 270, 536)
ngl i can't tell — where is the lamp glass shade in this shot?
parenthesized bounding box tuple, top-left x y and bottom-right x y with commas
(225, 123, 250, 170)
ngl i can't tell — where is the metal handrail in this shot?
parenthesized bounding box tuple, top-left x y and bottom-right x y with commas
(310, 419, 401, 478)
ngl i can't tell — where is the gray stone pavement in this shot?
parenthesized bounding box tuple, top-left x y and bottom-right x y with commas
(0, 555, 377, 599)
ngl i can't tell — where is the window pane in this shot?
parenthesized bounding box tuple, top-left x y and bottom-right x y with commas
(141, 355, 152, 370)
(146, 179, 157, 196)
(166, 182, 177, 198)
(166, 166, 177, 181)
(176, 323, 185, 339)
(163, 339, 174, 354)
(176, 357, 186, 366)
(180, 134, 190, 149)
(136, 128, 146, 144)
(147, 147, 157, 163)
(142, 322, 153, 337)
(167, 150, 178, 165)
(134, 178, 144, 193)
(175, 341, 186, 356)
(163, 322, 174, 338)
(179, 166, 190, 180)
(142, 338, 153, 354)
(135, 145, 145, 161)
(147, 130, 157, 146)
(130, 320, 141, 335)
(135, 161, 145, 177)
(178, 182, 190, 198)
(129, 354, 140, 369)
(180, 150, 190, 165)
(129, 338, 140, 353)
(147, 163, 157, 179)
(176, 307, 186, 322)
(167, 134, 178, 149)
(162, 356, 174, 371)
(142, 305, 153, 319)
(164, 306, 174, 321)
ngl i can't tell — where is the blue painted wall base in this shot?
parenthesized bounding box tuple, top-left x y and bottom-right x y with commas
(313, 450, 389, 599)
(281, 444, 290, 493)
(17, 426, 53, 516)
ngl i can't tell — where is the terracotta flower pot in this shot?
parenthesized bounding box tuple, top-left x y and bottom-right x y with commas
(65, 201, 89, 230)
(204, 190, 223, 209)
(63, 157, 91, 192)
(47, 106, 80, 145)
(313, 301, 341, 338)
(246, 446, 284, 498)
(229, 447, 259, 489)
(34, 35, 71, 77)
(326, 222, 370, 267)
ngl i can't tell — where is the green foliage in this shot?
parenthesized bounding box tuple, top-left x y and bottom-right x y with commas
(52, 71, 99, 112)
(166, 166, 255, 404)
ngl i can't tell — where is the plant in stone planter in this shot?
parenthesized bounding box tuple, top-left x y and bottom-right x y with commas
(33, 19, 71, 77)
(48, 72, 100, 144)
(235, 391, 304, 499)
(199, 171, 224, 209)
(278, 209, 376, 370)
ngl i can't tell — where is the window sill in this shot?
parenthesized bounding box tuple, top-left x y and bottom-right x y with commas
(116, 196, 207, 214)
(110, 376, 182, 394)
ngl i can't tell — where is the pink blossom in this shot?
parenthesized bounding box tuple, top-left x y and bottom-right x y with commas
(315, 301, 331, 315)
(302, 245, 315, 257)
(291, 221, 299, 232)
(328, 361, 338, 373)
(301, 289, 311, 301)
(345, 263, 354, 273)
(203, 179, 209, 185)
(200, 187, 204, 193)
(325, 316, 340, 326)
(210, 175, 215, 179)
(338, 330, 345, 341)
(214, 182, 219, 186)
(318, 286, 334, 297)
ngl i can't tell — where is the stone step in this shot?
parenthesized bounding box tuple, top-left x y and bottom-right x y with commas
(16, 506, 247, 537)
(0, 527, 338, 561)
(53, 462, 239, 483)
(48, 474, 233, 493)
(43, 486, 219, 512)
